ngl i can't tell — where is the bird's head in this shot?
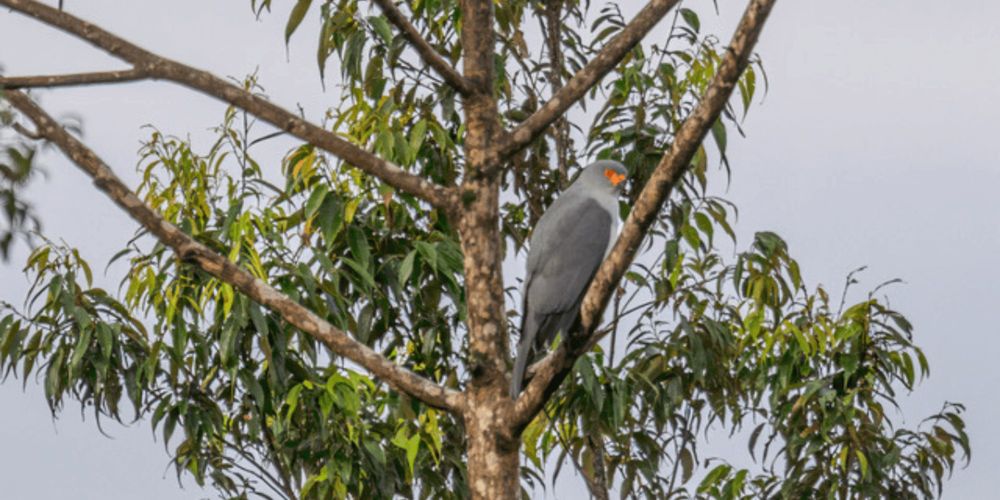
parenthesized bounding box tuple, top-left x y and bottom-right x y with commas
(577, 160, 628, 195)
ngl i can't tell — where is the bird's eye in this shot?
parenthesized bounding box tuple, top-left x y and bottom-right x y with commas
(604, 169, 625, 186)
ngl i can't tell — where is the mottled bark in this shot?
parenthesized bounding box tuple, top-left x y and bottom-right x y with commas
(457, 0, 504, 382)
(456, 1, 520, 498)
(464, 387, 520, 499)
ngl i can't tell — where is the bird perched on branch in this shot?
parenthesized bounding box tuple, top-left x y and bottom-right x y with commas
(510, 160, 628, 398)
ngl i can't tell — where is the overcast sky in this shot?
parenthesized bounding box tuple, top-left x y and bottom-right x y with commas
(1, 1, 998, 498)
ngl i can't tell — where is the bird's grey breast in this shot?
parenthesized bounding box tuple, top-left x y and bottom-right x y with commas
(596, 193, 619, 258)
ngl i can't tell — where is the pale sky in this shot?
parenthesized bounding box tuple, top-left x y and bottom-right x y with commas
(1, 1, 998, 498)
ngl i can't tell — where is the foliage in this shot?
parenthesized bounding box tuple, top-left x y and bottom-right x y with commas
(0, 97, 41, 260)
(0, 1, 968, 499)
(528, 231, 969, 499)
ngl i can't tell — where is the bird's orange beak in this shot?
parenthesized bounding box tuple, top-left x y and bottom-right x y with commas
(604, 168, 626, 186)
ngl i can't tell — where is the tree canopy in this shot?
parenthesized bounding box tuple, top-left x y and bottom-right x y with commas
(0, 0, 969, 498)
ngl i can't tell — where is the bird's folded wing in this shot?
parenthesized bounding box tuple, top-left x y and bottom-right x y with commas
(525, 197, 613, 317)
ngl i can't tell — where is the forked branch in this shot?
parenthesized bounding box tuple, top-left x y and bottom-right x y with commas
(371, 0, 472, 95)
(0, 0, 456, 209)
(512, 0, 778, 430)
(4, 89, 465, 414)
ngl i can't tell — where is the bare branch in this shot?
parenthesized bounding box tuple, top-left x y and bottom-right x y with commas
(512, 0, 778, 430)
(0, 68, 146, 89)
(494, 0, 682, 162)
(4, 89, 466, 414)
(370, 0, 472, 95)
(0, 0, 456, 209)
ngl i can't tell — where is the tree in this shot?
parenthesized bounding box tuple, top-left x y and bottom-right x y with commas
(0, 0, 969, 498)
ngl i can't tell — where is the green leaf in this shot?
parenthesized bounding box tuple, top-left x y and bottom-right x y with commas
(698, 464, 731, 492)
(711, 118, 727, 157)
(694, 212, 714, 245)
(69, 327, 92, 376)
(305, 183, 329, 218)
(285, 0, 313, 44)
(680, 8, 700, 33)
(364, 439, 386, 466)
(399, 250, 416, 286)
(392, 429, 421, 476)
(739, 66, 756, 115)
(408, 119, 428, 157)
(44, 348, 64, 401)
(347, 226, 371, 269)
(248, 304, 269, 336)
(96, 323, 113, 361)
(789, 321, 811, 355)
(341, 257, 376, 291)
(317, 194, 344, 243)
(575, 356, 597, 398)
(285, 383, 305, 425)
(368, 15, 393, 44)
(414, 241, 437, 272)
(679, 447, 694, 482)
(404, 434, 420, 476)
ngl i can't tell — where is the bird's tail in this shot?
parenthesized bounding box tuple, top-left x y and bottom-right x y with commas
(510, 333, 535, 399)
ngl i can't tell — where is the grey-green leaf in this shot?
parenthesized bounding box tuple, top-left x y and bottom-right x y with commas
(284, 0, 313, 44)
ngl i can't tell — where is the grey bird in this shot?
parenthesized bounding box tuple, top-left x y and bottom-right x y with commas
(510, 160, 628, 398)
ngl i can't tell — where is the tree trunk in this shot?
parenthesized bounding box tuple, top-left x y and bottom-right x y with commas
(458, 172, 523, 498)
(456, 0, 522, 497)
(465, 387, 520, 499)
(458, 171, 523, 499)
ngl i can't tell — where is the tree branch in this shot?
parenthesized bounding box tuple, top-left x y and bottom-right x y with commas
(0, 68, 146, 88)
(493, 0, 682, 163)
(3, 89, 466, 414)
(0, 0, 456, 210)
(511, 0, 778, 430)
(370, 0, 472, 95)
